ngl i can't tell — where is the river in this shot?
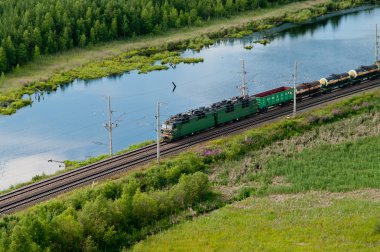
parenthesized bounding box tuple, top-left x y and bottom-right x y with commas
(0, 6, 379, 190)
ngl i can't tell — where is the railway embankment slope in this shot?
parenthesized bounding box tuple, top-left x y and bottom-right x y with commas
(1, 89, 380, 250)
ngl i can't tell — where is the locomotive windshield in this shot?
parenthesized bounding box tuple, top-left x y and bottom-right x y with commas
(161, 124, 173, 130)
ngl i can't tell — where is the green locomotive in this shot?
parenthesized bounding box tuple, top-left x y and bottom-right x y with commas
(161, 86, 293, 141)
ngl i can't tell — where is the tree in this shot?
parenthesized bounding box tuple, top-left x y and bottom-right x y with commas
(79, 34, 87, 48)
(32, 28, 43, 50)
(132, 190, 158, 226)
(33, 45, 41, 59)
(46, 30, 57, 53)
(237, 0, 248, 11)
(51, 209, 84, 251)
(225, 0, 235, 15)
(121, 15, 129, 36)
(141, 3, 154, 33)
(2, 37, 16, 68)
(110, 17, 118, 39)
(9, 226, 39, 252)
(215, 0, 225, 17)
(22, 30, 31, 52)
(174, 172, 209, 206)
(17, 43, 28, 64)
(0, 47, 7, 72)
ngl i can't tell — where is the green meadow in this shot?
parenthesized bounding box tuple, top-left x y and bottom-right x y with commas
(131, 191, 380, 252)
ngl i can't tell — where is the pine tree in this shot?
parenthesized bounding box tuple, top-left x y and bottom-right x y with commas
(121, 15, 129, 36)
(17, 43, 28, 64)
(79, 34, 86, 48)
(110, 17, 118, 39)
(225, 0, 234, 15)
(0, 47, 8, 72)
(33, 45, 41, 59)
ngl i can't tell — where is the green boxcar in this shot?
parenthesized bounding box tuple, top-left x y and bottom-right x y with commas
(255, 86, 294, 110)
(213, 96, 258, 124)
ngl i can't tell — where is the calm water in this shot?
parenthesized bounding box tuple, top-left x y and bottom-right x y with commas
(0, 7, 379, 189)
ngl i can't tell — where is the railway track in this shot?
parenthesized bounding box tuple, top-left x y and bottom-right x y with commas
(1, 79, 380, 214)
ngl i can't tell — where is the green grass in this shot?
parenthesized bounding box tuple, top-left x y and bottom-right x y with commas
(130, 192, 380, 252)
(267, 136, 380, 193)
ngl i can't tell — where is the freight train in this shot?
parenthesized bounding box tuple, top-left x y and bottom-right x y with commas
(161, 63, 380, 141)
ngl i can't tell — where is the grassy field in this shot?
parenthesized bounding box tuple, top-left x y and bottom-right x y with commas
(267, 136, 380, 193)
(130, 190, 380, 252)
(211, 108, 380, 198)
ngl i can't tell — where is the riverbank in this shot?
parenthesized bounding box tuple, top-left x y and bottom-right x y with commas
(1, 88, 380, 250)
(0, 0, 375, 115)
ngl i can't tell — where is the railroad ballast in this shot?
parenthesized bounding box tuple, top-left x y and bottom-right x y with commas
(161, 63, 380, 141)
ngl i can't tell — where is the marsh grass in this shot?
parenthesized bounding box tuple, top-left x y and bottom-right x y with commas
(130, 191, 380, 252)
(267, 135, 380, 193)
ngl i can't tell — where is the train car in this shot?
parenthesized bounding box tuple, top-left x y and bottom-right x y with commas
(348, 64, 380, 83)
(212, 96, 258, 125)
(254, 86, 294, 112)
(296, 81, 322, 99)
(161, 107, 215, 141)
(319, 72, 351, 90)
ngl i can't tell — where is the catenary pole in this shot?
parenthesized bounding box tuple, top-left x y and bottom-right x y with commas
(376, 24, 379, 63)
(104, 96, 117, 156)
(293, 61, 297, 117)
(242, 59, 247, 97)
(107, 96, 113, 155)
(157, 101, 161, 164)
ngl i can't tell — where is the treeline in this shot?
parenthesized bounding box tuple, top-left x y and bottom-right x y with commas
(0, 153, 214, 251)
(0, 0, 301, 73)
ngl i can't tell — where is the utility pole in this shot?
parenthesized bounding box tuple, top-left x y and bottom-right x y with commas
(376, 24, 379, 64)
(293, 61, 297, 117)
(242, 59, 247, 97)
(156, 101, 161, 164)
(104, 96, 117, 156)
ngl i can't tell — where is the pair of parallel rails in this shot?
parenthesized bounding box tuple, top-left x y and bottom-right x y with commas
(1, 79, 380, 214)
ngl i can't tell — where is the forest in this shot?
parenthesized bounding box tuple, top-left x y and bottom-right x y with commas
(0, 0, 301, 74)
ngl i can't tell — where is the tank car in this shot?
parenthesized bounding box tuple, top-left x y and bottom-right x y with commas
(295, 81, 322, 99)
(319, 72, 351, 90)
(348, 64, 380, 83)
